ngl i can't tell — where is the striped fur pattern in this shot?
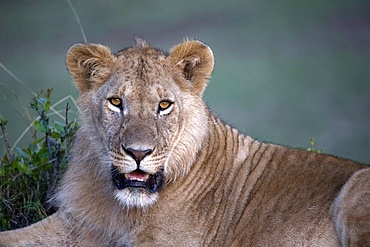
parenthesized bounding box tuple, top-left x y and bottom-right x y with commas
(0, 40, 369, 246)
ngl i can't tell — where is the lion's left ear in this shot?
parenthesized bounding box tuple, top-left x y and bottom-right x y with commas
(169, 40, 214, 95)
(66, 43, 117, 93)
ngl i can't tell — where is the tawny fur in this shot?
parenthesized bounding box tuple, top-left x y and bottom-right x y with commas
(0, 39, 369, 247)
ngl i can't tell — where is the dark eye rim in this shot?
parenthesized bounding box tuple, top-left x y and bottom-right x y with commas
(158, 100, 174, 112)
(108, 98, 122, 108)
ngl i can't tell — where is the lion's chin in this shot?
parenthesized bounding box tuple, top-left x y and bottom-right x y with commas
(115, 189, 159, 208)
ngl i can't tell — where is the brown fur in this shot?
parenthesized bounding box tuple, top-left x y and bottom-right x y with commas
(0, 39, 369, 247)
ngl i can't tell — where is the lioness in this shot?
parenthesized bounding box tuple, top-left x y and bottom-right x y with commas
(0, 39, 369, 246)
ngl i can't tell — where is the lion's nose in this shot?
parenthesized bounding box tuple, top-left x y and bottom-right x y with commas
(123, 147, 153, 165)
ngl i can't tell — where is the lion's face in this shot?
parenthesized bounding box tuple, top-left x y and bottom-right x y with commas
(66, 40, 214, 208)
(97, 56, 185, 208)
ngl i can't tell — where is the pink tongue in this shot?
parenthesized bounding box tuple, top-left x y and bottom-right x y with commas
(126, 170, 149, 181)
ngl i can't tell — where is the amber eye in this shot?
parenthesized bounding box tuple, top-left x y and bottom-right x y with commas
(158, 100, 173, 113)
(159, 101, 170, 110)
(109, 98, 122, 107)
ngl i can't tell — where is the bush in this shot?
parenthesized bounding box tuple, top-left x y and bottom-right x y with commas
(0, 89, 78, 230)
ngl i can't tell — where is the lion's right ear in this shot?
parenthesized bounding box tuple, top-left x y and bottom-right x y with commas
(66, 43, 117, 93)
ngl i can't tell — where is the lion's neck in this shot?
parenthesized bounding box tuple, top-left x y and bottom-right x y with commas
(151, 114, 273, 244)
(193, 114, 255, 182)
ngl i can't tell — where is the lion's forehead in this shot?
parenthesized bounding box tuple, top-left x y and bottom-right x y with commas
(106, 75, 175, 103)
(103, 49, 178, 102)
(115, 47, 168, 83)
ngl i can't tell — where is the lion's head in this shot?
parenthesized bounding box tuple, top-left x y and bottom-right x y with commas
(65, 39, 214, 208)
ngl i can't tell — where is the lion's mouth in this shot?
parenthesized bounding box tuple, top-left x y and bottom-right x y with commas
(112, 166, 163, 193)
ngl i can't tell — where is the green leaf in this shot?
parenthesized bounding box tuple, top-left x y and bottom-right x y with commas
(32, 136, 45, 145)
(50, 132, 61, 139)
(33, 120, 47, 132)
(45, 100, 50, 112)
(36, 97, 46, 108)
(0, 115, 8, 126)
(14, 161, 33, 175)
(310, 138, 315, 147)
(15, 147, 32, 160)
(28, 143, 38, 154)
(54, 121, 65, 133)
(36, 148, 50, 163)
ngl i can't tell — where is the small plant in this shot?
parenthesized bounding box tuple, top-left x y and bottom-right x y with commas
(307, 138, 322, 154)
(0, 89, 78, 230)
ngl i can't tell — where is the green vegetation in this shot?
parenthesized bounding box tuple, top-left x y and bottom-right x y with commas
(0, 89, 78, 230)
(307, 138, 322, 154)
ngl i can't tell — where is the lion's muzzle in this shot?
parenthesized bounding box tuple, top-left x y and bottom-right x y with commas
(123, 147, 154, 165)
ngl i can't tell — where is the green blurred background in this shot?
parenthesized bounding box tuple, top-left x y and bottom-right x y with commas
(0, 0, 369, 163)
